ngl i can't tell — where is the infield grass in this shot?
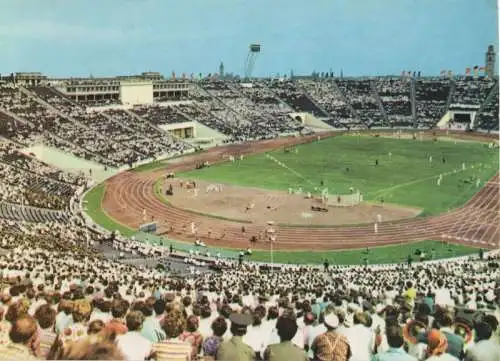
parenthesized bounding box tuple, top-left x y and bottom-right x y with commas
(180, 135, 498, 215)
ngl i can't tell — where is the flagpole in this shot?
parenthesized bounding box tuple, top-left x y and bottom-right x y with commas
(271, 237, 274, 272)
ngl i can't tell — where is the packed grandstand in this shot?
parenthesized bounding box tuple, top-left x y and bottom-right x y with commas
(0, 74, 498, 361)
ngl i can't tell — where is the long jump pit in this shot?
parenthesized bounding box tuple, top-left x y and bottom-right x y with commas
(162, 178, 421, 226)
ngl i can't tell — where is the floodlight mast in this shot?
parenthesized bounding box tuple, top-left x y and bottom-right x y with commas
(244, 43, 261, 79)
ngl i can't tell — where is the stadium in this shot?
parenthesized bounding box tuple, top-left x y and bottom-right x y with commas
(0, 1, 499, 360)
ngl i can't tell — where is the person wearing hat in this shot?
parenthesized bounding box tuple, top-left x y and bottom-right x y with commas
(372, 304, 386, 337)
(311, 312, 351, 361)
(263, 314, 308, 361)
(215, 312, 255, 361)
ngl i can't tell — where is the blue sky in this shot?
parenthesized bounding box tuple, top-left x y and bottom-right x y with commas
(0, 0, 498, 77)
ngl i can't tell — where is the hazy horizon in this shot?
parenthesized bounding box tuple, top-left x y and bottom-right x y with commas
(1, 0, 498, 78)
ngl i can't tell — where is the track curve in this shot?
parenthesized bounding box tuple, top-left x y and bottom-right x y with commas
(101, 132, 500, 251)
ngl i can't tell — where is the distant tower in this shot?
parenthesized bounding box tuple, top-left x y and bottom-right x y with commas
(485, 45, 496, 78)
(219, 62, 225, 78)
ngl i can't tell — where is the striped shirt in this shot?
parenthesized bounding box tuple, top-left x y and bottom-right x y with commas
(38, 328, 57, 358)
(0, 343, 40, 360)
(153, 338, 192, 361)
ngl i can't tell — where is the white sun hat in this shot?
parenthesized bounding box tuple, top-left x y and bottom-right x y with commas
(324, 313, 340, 329)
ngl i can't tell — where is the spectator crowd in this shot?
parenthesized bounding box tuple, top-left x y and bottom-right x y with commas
(0, 216, 498, 361)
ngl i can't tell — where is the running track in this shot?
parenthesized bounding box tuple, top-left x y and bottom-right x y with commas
(102, 132, 500, 251)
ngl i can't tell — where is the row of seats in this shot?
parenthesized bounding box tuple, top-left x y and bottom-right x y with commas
(336, 80, 385, 128)
(0, 201, 70, 223)
(451, 79, 496, 106)
(414, 80, 450, 127)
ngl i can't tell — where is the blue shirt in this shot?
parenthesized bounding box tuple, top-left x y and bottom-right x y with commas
(423, 296, 435, 314)
(372, 347, 417, 361)
(55, 312, 73, 334)
(140, 316, 166, 343)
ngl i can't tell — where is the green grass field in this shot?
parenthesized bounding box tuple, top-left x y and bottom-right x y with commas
(82, 135, 491, 265)
(180, 135, 498, 215)
(132, 234, 480, 265)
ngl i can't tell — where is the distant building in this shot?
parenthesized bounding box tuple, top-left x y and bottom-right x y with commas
(46, 72, 190, 103)
(485, 45, 496, 78)
(14, 72, 47, 86)
(219, 62, 225, 78)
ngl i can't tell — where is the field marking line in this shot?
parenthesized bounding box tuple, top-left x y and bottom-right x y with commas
(264, 153, 315, 186)
(368, 161, 491, 197)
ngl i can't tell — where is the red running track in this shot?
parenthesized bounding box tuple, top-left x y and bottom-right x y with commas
(101, 133, 500, 251)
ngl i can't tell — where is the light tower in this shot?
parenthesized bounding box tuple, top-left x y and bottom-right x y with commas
(485, 45, 496, 78)
(244, 43, 261, 79)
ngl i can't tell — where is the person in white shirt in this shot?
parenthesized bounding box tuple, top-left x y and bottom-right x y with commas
(345, 311, 373, 361)
(245, 312, 268, 355)
(116, 311, 153, 361)
(434, 280, 452, 307)
(301, 312, 316, 356)
(371, 305, 386, 335)
(464, 321, 500, 361)
(198, 311, 215, 339)
(384, 286, 398, 306)
(307, 315, 327, 359)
